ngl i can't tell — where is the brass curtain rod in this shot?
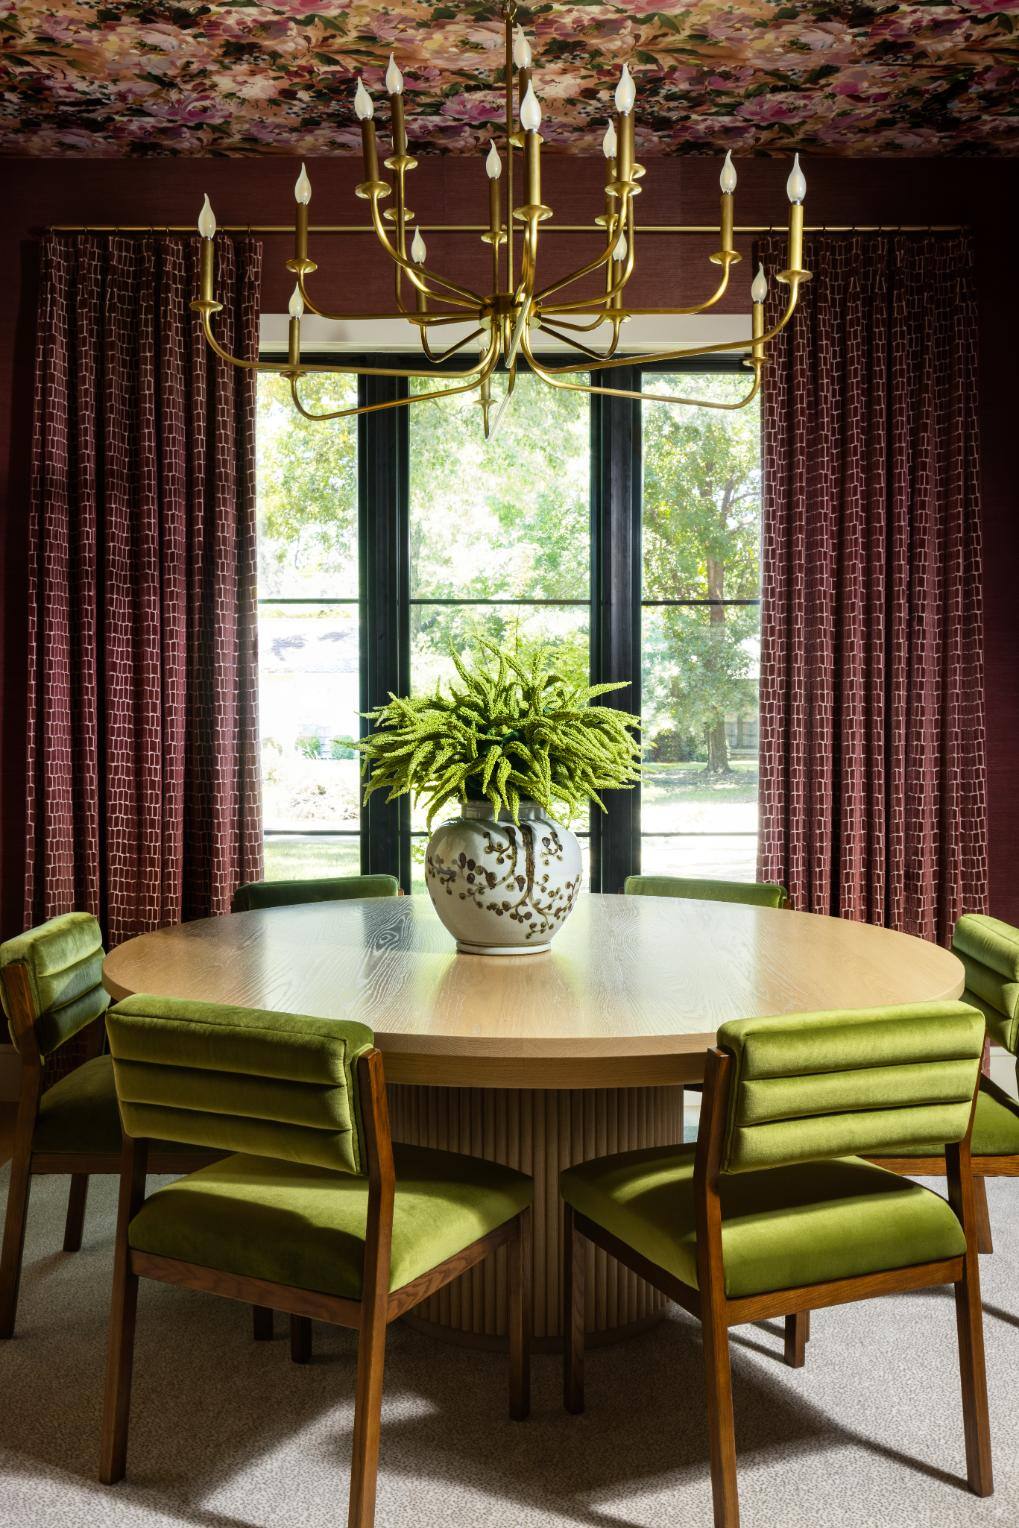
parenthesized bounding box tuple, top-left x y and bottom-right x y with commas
(47, 222, 967, 235)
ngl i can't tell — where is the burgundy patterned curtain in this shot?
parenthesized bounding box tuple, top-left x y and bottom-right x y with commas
(25, 234, 263, 947)
(756, 233, 987, 944)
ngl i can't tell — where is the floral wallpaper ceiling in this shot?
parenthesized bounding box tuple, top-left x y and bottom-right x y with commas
(3, 2, 1018, 158)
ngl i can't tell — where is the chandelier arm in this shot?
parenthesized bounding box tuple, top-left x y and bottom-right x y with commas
(535, 285, 802, 375)
(534, 319, 624, 363)
(535, 312, 621, 334)
(523, 336, 763, 410)
(289, 368, 488, 423)
(419, 326, 487, 364)
(544, 248, 734, 320)
(196, 303, 501, 382)
(531, 196, 632, 306)
(368, 193, 484, 310)
(293, 269, 471, 324)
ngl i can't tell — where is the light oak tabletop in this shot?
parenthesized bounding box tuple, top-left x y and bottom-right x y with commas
(102, 893, 965, 1088)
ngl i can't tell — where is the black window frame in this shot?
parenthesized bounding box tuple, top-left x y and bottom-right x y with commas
(256, 351, 758, 894)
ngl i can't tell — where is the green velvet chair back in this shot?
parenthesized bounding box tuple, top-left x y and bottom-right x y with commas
(106, 996, 375, 1174)
(952, 914, 1019, 1056)
(0, 912, 110, 1059)
(231, 874, 401, 913)
(716, 1002, 984, 1174)
(624, 875, 789, 910)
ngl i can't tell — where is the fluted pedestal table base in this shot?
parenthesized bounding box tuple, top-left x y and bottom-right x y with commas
(389, 1082, 684, 1348)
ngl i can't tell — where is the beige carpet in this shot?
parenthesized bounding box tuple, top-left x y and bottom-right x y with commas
(0, 1168, 1017, 1528)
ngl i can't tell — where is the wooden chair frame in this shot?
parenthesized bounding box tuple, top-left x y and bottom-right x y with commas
(0, 961, 212, 1339)
(99, 1046, 532, 1528)
(563, 1047, 992, 1528)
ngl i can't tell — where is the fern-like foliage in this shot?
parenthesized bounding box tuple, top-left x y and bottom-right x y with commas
(357, 639, 641, 828)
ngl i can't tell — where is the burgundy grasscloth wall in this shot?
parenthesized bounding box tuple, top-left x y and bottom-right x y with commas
(756, 234, 987, 943)
(0, 158, 1017, 939)
(24, 233, 263, 946)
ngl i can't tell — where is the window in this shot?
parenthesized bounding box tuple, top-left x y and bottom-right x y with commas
(255, 360, 761, 892)
(255, 374, 361, 881)
(640, 372, 762, 883)
(407, 371, 591, 890)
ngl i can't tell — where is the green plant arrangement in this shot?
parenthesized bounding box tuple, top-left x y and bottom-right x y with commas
(357, 640, 641, 828)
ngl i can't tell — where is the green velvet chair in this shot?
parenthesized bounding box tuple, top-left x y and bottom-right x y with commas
(868, 913, 1019, 1252)
(99, 996, 532, 1528)
(623, 875, 789, 909)
(560, 1002, 991, 1528)
(0, 913, 210, 1338)
(231, 874, 401, 913)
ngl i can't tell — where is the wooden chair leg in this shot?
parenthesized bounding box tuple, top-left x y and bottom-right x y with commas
(63, 1174, 90, 1253)
(290, 1314, 312, 1364)
(252, 1305, 274, 1341)
(954, 1260, 993, 1496)
(347, 1306, 388, 1528)
(783, 1311, 807, 1368)
(98, 1248, 140, 1484)
(973, 1179, 993, 1255)
(702, 1300, 740, 1528)
(508, 1207, 531, 1421)
(562, 1202, 585, 1415)
(0, 1149, 33, 1339)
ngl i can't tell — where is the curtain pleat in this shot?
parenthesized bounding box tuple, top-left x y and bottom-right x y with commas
(25, 233, 263, 947)
(756, 234, 987, 944)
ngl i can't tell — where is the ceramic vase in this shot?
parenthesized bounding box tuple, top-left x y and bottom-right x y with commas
(425, 800, 582, 955)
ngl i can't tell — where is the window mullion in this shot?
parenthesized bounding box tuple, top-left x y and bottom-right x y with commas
(590, 366, 641, 893)
(358, 368, 411, 888)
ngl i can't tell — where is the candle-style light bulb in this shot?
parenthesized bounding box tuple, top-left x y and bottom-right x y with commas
(294, 163, 311, 205)
(386, 53, 403, 95)
(354, 77, 374, 121)
(485, 140, 502, 179)
(786, 152, 806, 204)
(520, 81, 542, 133)
(751, 262, 768, 304)
(513, 27, 532, 70)
(602, 120, 617, 159)
(720, 150, 737, 195)
(288, 284, 305, 320)
(411, 226, 427, 265)
(612, 231, 628, 263)
(614, 62, 636, 116)
(197, 194, 216, 239)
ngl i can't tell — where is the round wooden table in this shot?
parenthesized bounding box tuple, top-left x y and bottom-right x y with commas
(104, 893, 963, 1346)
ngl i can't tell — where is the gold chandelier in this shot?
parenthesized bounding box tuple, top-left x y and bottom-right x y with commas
(192, 1, 811, 435)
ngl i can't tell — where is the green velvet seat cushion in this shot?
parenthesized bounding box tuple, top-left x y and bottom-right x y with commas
(623, 876, 789, 910)
(560, 1144, 965, 1299)
(128, 1144, 532, 1298)
(880, 1088, 1019, 1159)
(231, 875, 400, 914)
(33, 1055, 124, 1156)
